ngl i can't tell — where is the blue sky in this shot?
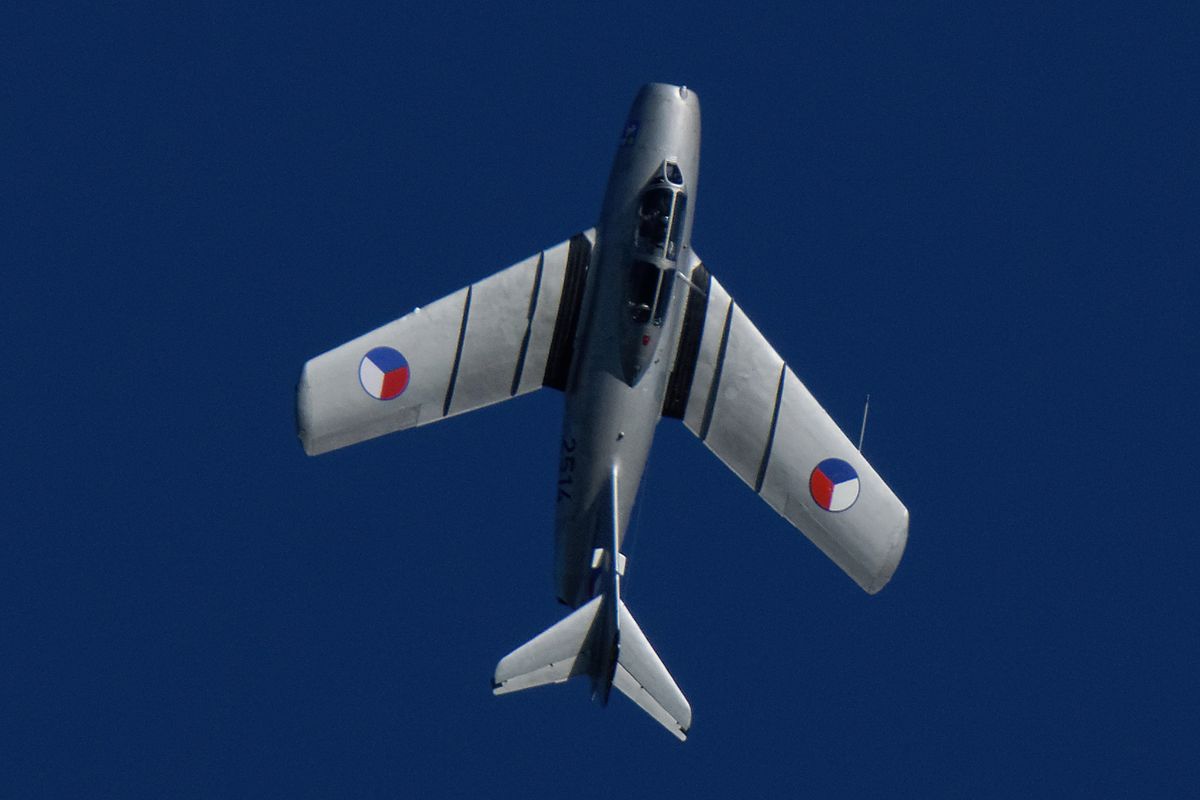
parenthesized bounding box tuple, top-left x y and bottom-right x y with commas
(5, 2, 1197, 796)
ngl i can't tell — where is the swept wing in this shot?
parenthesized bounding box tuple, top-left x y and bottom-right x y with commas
(664, 256, 909, 593)
(297, 231, 593, 455)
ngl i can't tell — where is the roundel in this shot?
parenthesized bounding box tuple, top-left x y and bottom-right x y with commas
(809, 458, 860, 512)
(359, 346, 410, 400)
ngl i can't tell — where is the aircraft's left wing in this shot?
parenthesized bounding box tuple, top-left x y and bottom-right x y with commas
(297, 230, 593, 455)
(662, 254, 909, 594)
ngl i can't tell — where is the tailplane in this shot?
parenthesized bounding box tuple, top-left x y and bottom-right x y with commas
(492, 596, 602, 695)
(492, 593, 691, 740)
(613, 599, 691, 740)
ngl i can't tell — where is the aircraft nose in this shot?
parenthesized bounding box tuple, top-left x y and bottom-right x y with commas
(628, 82, 701, 130)
(635, 82, 699, 108)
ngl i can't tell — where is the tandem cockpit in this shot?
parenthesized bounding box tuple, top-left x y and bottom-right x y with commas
(621, 161, 688, 383)
(626, 161, 687, 327)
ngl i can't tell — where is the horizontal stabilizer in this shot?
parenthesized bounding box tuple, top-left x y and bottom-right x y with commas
(615, 601, 691, 741)
(493, 596, 602, 695)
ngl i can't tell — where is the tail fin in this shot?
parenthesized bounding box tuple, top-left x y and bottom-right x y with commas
(492, 596, 602, 695)
(614, 600, 692, 741)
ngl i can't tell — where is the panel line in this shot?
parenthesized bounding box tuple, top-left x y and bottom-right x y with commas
(755, 363, 788, 493)
(442, 285, 472, 416)
(510, 251, 544, 396)
(698, 300, 735, 441)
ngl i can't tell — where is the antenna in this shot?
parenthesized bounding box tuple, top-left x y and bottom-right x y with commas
(857, 394, 870, 452)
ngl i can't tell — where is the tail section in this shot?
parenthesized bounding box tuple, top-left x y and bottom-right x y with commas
(492, 593, 691, 741)
(613, 599, 692, 740)
(493, 596, 602, 695)
(495, 464, 689, 739)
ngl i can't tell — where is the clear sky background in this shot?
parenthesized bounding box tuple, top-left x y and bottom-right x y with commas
(5, 2, 1197, 796)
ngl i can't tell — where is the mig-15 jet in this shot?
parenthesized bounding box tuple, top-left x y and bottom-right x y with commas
(296, 83, 909, 740)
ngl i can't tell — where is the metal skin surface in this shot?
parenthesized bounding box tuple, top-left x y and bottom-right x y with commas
(297, 83, 908, 740)
(295, 233, 590, 455)
(554, 83, 701, 608)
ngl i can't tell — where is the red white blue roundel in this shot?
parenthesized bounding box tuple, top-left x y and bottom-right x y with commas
(809, 458, 860, 512)
(359, 346, 410, 400)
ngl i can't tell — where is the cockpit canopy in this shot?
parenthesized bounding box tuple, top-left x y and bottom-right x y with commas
(627, 260, 675, 327)
(663, 160, 683, 186)
(633, 162, 687, 261)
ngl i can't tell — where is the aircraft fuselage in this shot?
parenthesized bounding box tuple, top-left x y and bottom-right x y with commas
(554, 84, 702, 607)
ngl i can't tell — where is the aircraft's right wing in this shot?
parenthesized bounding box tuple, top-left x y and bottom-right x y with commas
(663, 255, 909, 594)
(297, 231, 593, 455)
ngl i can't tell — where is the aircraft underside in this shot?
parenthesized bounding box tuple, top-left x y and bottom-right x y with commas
(296, 83, 909, 741)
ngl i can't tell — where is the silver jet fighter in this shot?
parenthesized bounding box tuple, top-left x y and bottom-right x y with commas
(296, 84, 909, 741)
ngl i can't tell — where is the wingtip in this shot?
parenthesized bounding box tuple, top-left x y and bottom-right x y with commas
(296, 427, 322, 457)
(294, 368, 310, 452)
(294, 364, 324, 456)
(864, 504, 910, 594)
